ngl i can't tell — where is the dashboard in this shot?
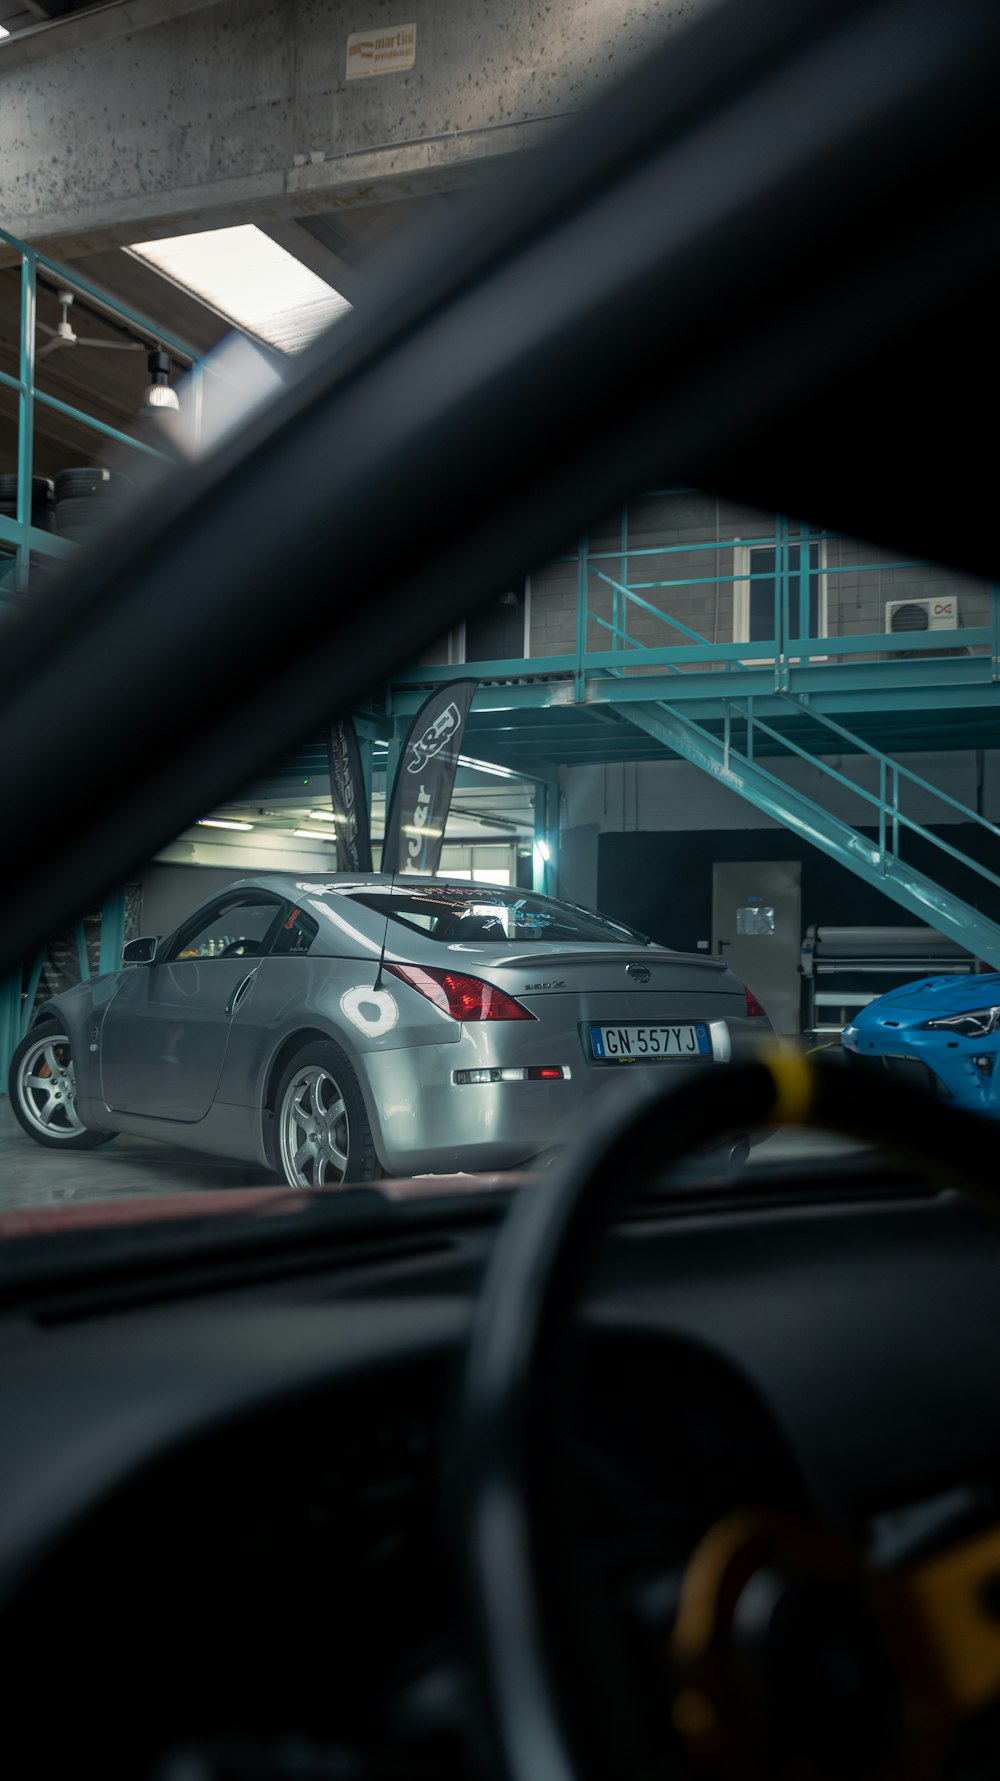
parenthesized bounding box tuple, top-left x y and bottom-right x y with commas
(2, 1182, 1000, 1779)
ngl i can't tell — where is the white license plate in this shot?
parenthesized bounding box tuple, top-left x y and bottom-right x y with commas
(590, 1023, 711, 1063)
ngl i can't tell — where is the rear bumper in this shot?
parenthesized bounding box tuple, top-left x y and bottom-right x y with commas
(357, 1015, 771, 1174)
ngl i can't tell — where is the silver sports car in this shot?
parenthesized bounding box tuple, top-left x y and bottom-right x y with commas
(9, 875, 772, 1183)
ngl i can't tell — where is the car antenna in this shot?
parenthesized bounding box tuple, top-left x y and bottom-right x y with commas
(373, 862, 393, 991)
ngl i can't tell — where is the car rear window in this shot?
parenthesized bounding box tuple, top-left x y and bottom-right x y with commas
(346, 887, 647, 945)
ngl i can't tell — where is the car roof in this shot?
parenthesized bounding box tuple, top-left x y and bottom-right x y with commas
(218, 874, 498, 899)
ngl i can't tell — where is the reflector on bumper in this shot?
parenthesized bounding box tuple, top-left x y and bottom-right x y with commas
(453, 1065, 572, 1084)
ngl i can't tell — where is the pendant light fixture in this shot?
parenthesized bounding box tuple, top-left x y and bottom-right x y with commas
(142, 348, 179, 412)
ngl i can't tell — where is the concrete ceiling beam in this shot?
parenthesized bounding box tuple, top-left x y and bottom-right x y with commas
(0, 0, 713, 254)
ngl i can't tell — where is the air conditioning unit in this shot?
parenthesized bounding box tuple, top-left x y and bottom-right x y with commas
(885, 596, 959, 634)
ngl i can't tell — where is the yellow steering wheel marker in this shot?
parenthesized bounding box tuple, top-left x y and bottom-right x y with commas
(765, 1046, 815, 1128)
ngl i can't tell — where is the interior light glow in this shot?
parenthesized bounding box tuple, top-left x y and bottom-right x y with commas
(0, 26, 11, 40)
(534, 839, 552, 862)
(128, 225, 352, 353)
(308, 810, 348, 823)
(293, 828, 337, 840)
(197, 818, 254, 831)
(402, 823, 443, 838)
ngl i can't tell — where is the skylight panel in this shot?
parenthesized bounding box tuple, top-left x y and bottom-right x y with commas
(129, 224, 352, 353)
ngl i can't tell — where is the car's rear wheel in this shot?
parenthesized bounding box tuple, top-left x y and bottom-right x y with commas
(9, 1022, 114, 1150)
(274, 1039, 381, 1188)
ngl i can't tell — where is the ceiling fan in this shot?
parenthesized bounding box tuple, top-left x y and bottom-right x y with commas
(36, 290, 145, 363)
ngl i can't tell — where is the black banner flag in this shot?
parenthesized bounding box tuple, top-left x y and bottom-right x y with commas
(326, 716, 373, 873)
(381, 681, 479, 875)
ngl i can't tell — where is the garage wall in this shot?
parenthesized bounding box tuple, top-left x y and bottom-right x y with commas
(563, 750, 1000, 832)
(559, 748, 1000, 934)
(597, 824, 999, 957)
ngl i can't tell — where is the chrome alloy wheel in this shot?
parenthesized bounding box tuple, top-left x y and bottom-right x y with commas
(278, 1064, 351, 1187)
(15, 1033, 87, 1139)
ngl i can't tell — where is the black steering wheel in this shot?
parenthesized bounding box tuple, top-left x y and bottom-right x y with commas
(459, 1053, 1000, 1781)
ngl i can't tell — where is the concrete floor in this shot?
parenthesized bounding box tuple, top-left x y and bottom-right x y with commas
(0, 1094, 276, 1209)
(0, 1094, 862, 1214)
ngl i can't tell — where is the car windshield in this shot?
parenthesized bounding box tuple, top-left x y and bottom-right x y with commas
(0, 0, 993, 1230)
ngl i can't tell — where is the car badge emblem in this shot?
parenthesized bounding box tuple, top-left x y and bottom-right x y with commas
(626, 962, 651, 983)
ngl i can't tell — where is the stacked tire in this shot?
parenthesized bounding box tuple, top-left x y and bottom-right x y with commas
(54, 466, 132, 545)
(0, 473, 55, 534)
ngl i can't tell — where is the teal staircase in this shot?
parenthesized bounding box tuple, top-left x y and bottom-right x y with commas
(619, 695, 1000, 967)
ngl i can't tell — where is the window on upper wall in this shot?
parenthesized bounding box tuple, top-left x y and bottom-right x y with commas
(733, 540, 827, 645)
(460, 585, 528, 662)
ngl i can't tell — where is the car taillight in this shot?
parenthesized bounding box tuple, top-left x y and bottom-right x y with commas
(745, 986, 768, 1018)
(385, 963, 536, 1021)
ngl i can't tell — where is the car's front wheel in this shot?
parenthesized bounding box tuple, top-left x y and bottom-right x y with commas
(9, 1021, 115, 1150)
(274, 1039, 381, 1188)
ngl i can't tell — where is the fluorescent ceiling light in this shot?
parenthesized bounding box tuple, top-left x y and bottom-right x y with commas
(0, 26, 10, 40)
(402, 823, 443, 839)
(458, 755, 519, 779)
(308, 809, 347, 824)
(293, 828, 336, 840)
(129, 225, 352, 354)
(197, 817, 254, 831)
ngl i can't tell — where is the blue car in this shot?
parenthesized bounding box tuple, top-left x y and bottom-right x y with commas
(842, 975, 1000, 1113)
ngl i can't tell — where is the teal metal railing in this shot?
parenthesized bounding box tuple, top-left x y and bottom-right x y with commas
(386, 491, 1000, 965)
(391, 492, 1000, 703)
(0, 225, 209, 1079)
(0, 223, 206, 599)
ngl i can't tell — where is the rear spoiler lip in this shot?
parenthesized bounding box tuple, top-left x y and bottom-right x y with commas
(469, 949, 735, 973)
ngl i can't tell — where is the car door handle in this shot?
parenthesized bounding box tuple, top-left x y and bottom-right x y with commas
(226, 969, 258, 1017)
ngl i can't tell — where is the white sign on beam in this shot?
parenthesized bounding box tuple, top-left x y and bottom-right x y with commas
(346, 23, 417, 78)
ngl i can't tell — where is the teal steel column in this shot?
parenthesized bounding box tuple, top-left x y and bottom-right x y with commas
(615, 507, 629, 658)
(798, 519, 811, 653)
(533, 782, 559, 895)
(532, 786, 547, 893)
(575, 532, 589, 700)
(0, 974, 20, 1084)
(774, 514, 788, 691)
(545, 781, 560, 897)
(98, 889, 126, 976)
(16, 248, 36, 596)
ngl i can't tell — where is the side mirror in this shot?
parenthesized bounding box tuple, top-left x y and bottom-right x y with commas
(122, 936, 158, 966)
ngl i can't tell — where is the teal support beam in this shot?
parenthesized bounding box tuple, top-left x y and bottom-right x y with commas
(98, 889, 126, 977)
